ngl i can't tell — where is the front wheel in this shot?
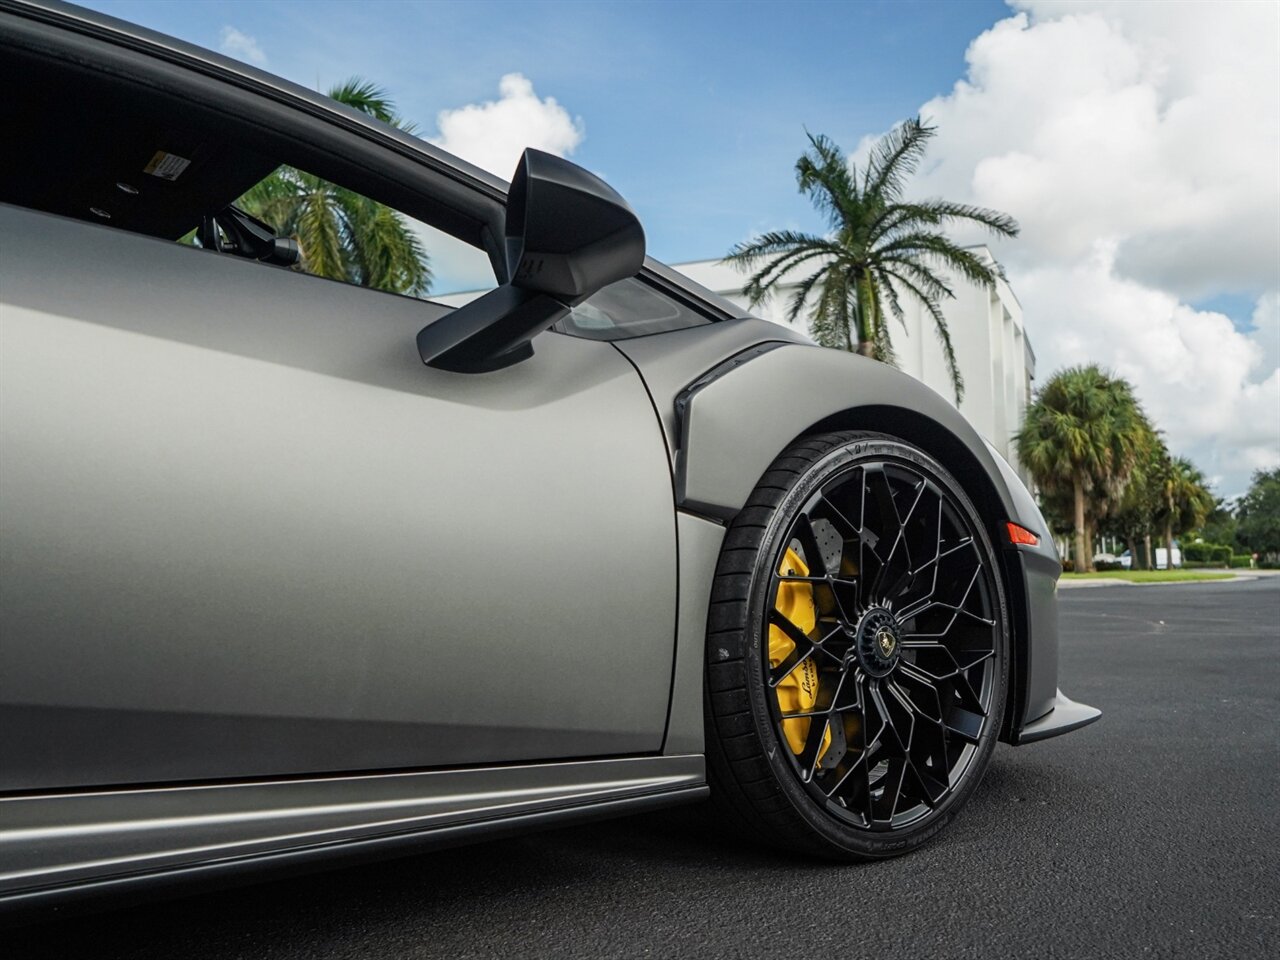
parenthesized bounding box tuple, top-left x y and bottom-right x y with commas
(705, 431, 1008, 859)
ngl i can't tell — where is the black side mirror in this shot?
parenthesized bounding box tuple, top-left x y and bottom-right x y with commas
(416, 149, 645, 372)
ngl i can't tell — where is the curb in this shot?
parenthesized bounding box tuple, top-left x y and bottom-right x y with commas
(1058, 573, 1261, 590)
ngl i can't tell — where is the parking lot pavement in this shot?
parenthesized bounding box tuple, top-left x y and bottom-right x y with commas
(9, 577, 1279, 959)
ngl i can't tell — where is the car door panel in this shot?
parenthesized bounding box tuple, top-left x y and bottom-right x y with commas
(0, 204, 677, 790)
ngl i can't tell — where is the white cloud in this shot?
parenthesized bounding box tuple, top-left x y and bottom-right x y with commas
(429, 74, 584, 179)
(1252, 292, 1280, 380)
(876, 0, 1280, 495)
(218, 26, 267, 67)
(1017, 243, 1279, 487)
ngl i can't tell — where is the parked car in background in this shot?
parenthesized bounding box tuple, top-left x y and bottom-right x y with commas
(1119, 547, 1181, 570)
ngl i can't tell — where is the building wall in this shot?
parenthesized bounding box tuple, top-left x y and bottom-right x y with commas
(670, 247, 1034, 484)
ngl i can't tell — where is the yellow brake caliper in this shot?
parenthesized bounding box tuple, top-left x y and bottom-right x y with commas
(769, 547, 831, 761)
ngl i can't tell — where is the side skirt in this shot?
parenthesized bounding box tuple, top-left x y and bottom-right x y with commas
(0, 755, 706, 911)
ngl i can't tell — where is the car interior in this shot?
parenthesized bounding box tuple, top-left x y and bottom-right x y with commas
(0, 39, 505, 277)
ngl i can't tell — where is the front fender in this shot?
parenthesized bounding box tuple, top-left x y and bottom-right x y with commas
(672, 342, 1024, 524)
(618, 331, 1095, 743)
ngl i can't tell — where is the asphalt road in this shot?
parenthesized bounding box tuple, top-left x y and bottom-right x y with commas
(9, 577, 1279, 959)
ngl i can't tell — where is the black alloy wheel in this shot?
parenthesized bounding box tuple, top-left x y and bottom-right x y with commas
(705, 431, 1008, 859)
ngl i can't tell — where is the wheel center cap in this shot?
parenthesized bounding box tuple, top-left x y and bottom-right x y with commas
(876, 627, 897, 658)
(854, 608, 901, 678)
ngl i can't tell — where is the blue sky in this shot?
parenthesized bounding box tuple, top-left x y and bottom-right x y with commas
(74, 1, 1280, 494)
(81, 0, 1008, 266)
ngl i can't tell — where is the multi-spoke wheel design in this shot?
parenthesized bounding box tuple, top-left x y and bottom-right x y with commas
(766, 456, 998, 830)
(706, 431, 1007, 859)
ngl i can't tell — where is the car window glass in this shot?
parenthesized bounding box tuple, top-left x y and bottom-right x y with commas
(2, 46, 501, 307)
(192, 165, 497, 303)
(554, 278, 711, 341)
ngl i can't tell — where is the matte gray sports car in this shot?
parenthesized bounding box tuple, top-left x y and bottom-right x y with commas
(0, 0, 1098, 910)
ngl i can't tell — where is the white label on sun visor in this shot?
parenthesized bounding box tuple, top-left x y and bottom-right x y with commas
(143, 150, 191, 181)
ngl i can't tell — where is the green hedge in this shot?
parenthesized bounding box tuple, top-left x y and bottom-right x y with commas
(1230, 555, 1253, 568)
(1184, 542, 1234, 564)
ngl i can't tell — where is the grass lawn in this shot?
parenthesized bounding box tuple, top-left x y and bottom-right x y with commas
(1060, 570, 1237, 583)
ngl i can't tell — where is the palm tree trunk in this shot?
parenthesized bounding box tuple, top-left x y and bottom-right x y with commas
(1126, 536, 1139, 569)
(1084, 524, 1095, 567)
(1072, 473, 1088, 573)
(1143, 532, 1154, 571)
(1164, 521, 1175, 570)
(853, 275, 874, 356)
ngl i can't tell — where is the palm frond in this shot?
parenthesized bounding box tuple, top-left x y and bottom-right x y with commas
(876, 271, 909, 334)
(795, 131, 859, 231)
(895, 199, 1019, 238)
(871, 314, 897, 366)
(327, 78, 398, 124)
(342, 192, 432, 295)
(880, 267, 962, 402)
(864, 202, 939, 246)
(810, 270, 854, 350)
(235, 165, 307, 238)
(783, 266, 830, 327)
(725, 230, 841, 266)
(724, 232, 842, 306)
(876, 255, 956, 303)
(876, 234, 1001, 289)
(862, 117, 934, 203)
(295, 173, 350, 282)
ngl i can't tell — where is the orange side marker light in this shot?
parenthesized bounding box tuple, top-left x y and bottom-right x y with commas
(1006, 521, 1040, 547)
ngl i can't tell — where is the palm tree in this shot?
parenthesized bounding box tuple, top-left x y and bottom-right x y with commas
(1015, 365, 1147, 572)
(724, 120, 1019, 402)
(1158, 457, 1213, 569)
(236, 78, 430, 297)
(1108, 421, 1166, 570)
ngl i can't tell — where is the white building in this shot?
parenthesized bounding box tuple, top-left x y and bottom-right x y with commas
(671, 246, 1035, 483)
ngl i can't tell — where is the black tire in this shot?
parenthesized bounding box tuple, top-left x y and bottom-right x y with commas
(705, 430, 1009, 860)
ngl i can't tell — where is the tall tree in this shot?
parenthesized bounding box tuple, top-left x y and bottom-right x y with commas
(1197, 498, 1240, 553)
(724, 120, 1019, 402)
(1157, 457, 1214, 568)
(236, 78, 431, 297)
(1015, 365, 1147, 572)
(1236, 468, 1280, 558)
(1105, 422, 1166, 570)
